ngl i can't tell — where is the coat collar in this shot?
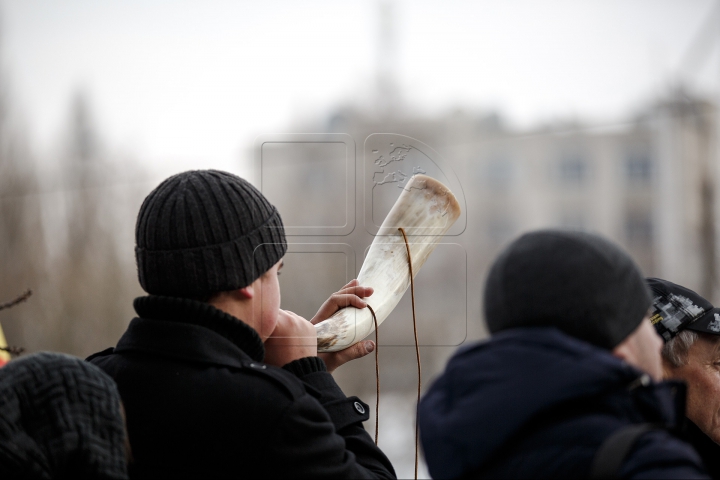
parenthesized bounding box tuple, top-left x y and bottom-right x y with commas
(128, 295, 265, 362)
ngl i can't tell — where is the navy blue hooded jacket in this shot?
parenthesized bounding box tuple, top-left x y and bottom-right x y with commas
(418, 328, 708, 479)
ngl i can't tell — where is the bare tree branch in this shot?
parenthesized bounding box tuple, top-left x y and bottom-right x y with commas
(0, 345, 24, 356)
(0, 289, 32, 312)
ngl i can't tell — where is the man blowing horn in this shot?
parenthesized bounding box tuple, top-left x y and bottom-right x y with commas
(88, 170, 395, 479)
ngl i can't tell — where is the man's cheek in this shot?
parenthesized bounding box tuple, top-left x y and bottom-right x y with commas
(263, 311, 281, 337)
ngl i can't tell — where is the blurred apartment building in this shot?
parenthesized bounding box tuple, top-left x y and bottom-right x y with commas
(307, 89, 718, 302)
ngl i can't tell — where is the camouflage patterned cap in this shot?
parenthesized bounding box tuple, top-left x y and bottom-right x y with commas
(647, 277, 720, 342)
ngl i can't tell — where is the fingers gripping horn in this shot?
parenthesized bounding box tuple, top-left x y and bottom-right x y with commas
(315, 174, 461, 352)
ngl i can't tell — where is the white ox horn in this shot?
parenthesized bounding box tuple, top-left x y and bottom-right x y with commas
(316, 174, 461, 352)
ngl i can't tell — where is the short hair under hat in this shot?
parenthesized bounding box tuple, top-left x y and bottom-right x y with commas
(646, 277, 720, 342)
(135, 170, 287, 297)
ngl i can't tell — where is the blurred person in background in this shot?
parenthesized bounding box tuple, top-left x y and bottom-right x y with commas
(418, 230, 708, 479)
(87, 170, 395, 479)
(0, 352, 129, 479)
(647, 278, 720, 478)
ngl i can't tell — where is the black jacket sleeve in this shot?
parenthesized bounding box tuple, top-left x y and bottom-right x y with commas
(276, 357, 396, 479)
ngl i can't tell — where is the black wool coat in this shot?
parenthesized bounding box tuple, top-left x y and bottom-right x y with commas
(88, 296, 395, 479)
(684, 419, 720, 479)
(419, 328, 708, 479)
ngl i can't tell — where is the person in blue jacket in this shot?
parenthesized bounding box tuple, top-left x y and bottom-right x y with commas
(418, 229, 708, 479)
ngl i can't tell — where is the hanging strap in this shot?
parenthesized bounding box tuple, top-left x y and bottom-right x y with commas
(589, 423, 656, 479)
(398, 227, 422, 480)
(366, 228, 421, 476)
(367, 304, 380, 445)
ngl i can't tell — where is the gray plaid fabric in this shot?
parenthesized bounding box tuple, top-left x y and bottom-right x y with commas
(0, 352, 128, 479)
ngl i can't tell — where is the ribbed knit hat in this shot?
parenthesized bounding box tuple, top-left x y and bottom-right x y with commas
(135, 170, 287, 297)
(484, 229, 651, 350)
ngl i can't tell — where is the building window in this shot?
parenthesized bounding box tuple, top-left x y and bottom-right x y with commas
(558, 211, 587, 232)
(558, 154, 588, 184)
(625, 211, 653, 244)
(487, 217, 515, 244)
(625, 152, 653, 184)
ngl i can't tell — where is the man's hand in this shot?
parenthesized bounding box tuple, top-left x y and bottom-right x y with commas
(264, 310, 317, 367)
(320, 339, 375, 374)
(311, 280, 376, 374)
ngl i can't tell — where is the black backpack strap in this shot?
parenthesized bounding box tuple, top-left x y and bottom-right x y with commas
(589, 423, 656, 479)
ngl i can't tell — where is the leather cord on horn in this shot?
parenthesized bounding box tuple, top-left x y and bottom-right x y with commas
(367, 304, 380, 445)
(399, 227, 421, 480)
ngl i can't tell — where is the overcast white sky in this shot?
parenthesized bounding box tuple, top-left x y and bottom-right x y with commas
(1, 0, 718, 175)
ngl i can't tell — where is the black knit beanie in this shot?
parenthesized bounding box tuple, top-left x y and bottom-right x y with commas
(135, 170, 287, 297)
(484, 229, 651, 350)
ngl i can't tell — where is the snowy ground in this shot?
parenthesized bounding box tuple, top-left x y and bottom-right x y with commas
(362, 392, 431, 479)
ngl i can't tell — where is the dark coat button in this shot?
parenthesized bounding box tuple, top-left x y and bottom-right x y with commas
(354, 401, 366, 414)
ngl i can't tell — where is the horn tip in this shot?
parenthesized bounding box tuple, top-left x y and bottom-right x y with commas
(410, 174, 462, 219)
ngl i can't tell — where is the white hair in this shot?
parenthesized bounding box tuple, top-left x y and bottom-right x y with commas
(662, 330, 699, 367)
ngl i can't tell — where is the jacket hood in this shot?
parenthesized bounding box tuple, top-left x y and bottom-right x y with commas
(418, 328, 648, 479)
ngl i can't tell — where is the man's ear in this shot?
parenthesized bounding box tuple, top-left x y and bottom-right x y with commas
(238, 285, 254, 300)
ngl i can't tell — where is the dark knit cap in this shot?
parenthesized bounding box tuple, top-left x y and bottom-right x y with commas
(484, 229, 651, 350)
(135, 170, 287, 297)
(0, 352, 128, 479)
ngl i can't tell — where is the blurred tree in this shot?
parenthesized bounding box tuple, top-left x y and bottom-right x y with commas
(0, 70, 47, 353)
(40, 90, 140, 356)
(0, 84, 143, 356)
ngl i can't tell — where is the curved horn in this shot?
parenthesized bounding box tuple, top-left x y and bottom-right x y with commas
(316, 174, 461, 352)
